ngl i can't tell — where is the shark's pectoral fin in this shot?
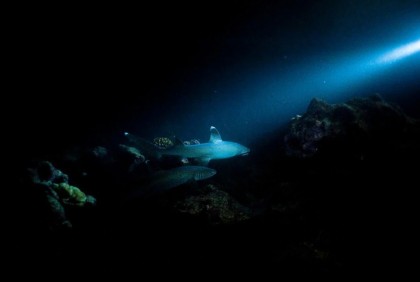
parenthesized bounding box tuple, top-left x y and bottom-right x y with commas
(194, 157, 211, 166)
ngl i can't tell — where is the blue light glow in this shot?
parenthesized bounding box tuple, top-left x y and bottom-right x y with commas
(135, 30, 420, 145)
(377, 39, 420, 64)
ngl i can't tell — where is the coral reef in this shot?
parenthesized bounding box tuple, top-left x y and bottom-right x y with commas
(153, 137, 174, 149)
(284, 94, 417, 158)
(117, 144, 146, 172)
(23, 161, 96, 230)
(173, 184, 251, 224)
(13, 95, 419, 274)
(183, 139, 200, 145)
(51, 183, 96, 206)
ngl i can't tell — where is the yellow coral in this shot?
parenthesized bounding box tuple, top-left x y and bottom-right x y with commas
(52, 183, 88, 206)
(153, 137, 174, 149)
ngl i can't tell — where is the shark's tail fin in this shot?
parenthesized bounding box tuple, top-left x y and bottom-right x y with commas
(124, 132, 162, 160)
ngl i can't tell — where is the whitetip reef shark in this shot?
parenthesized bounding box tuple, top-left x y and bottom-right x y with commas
(127, 165, 216, 199)
(125, 126, 250, 166)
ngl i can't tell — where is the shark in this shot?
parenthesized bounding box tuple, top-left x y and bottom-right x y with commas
(125, 126, 250, 166)
(127, 165, 216, 199)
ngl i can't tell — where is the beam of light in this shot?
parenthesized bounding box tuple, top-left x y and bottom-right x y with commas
(132, 34, 420, 145)
(377, 39, 420, 64)
(207, 36, 420, 143)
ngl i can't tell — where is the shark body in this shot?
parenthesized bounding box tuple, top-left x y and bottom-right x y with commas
(126, 126, 250, 166)
(128, 165, 216, 198)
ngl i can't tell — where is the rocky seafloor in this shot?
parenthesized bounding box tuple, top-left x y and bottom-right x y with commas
(9, 94, 420, 276)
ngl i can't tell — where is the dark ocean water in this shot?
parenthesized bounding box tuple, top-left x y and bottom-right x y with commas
(9, 0, 419, 155)
(7, 0, 420, 276)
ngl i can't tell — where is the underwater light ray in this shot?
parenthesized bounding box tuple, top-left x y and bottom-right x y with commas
(214, 37, 420, 141)
(146, 34, 420, 145)
(377, 39, 420, 64)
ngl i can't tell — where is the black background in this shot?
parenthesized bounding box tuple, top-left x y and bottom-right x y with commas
(5, 1, 420, 276)
(8, 1, 419, 157)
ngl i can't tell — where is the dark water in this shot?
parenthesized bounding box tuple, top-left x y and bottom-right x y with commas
(7, 0, 420, 276)
(9, 1, 419, 154)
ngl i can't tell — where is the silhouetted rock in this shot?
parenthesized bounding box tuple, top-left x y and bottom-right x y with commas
(22, 161, 96, 231)
(284, 94, 419, 159)
(173, 184, 251, 224)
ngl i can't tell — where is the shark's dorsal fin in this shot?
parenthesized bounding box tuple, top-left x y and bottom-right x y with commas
(173, 137, 185, 147)
(209, 126, 222, 143)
